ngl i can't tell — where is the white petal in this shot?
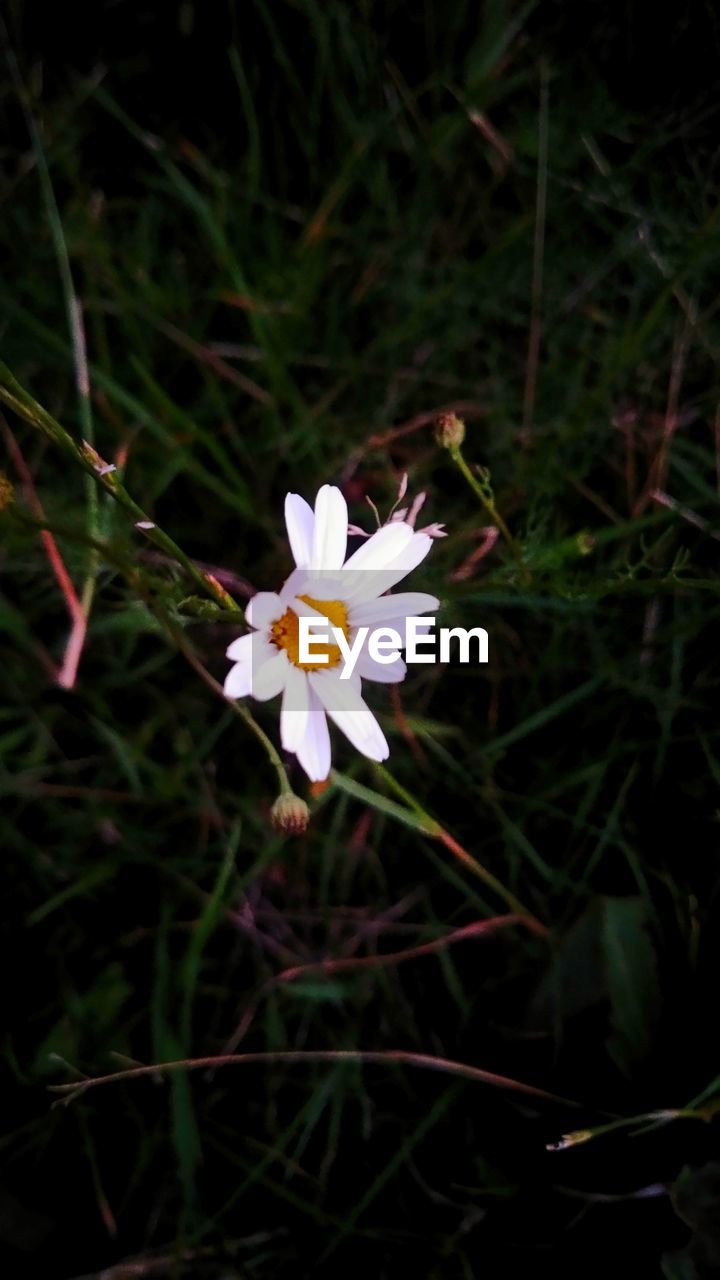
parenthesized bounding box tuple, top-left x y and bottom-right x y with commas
(225, 631, 255, 662)
(245, 591, 283, 630)
(342, 522, 414, 572)
(280, 663, 310, 753)
(311, 485, 348, 571)
(353, 651, 407, 683)
(226, 631, 276, 672)
(295, 573, 345, 602)
(252, 650, 289, 701)
(284, 493, 314, 568)
(224, 661, 253, 698)
(295, 689, 332, 781)
(382, 532, 433, 577)
(309, 672, 389, 762)
(343, 531, 435, 605)
(350, 592, 439, 626)
(279, 567, 309, 602)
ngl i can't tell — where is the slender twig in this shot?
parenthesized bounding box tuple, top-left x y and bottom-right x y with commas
(147, 313, 272, 405)
(635, 309, 696, 515)
(224, 915, 538, 1048)
(449, 448, 520, 561)
(277, 915, 539, 981)
(650, 489, 720, 542)
(48, 1048, 580, 1109)
(449, 527, 499, 581)
(0, 361, 242, 614)
(446, 439, 530, 583)
(168, 621, 293, 798)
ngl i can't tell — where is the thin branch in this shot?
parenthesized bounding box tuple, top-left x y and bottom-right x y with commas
(0, 360, 242, 614)
(276, 915, 538, 982)
(48, 1048, 581, 1109)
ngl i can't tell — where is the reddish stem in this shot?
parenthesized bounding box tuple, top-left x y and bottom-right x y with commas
(49, 1047, 579, 1109)
(2, 420, 88, 687)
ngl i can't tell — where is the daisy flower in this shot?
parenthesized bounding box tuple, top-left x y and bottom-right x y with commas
(224, 484, 440, 782)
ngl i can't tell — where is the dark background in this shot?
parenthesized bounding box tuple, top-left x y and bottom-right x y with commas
(2, 2, 720, 1277)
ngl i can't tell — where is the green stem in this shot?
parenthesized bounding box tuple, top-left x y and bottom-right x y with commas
(0, 362, 242, 615)
(235, 706, 292, 796)
(450, 445, 529, 581)
(141, 594, 292, 796)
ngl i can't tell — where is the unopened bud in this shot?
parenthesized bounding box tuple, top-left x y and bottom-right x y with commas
(270, 792, 310, 835)
(576, 531, 596, 557)
(435, 413, 465, 450)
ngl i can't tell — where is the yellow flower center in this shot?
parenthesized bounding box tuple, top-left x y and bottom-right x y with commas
(270, 594, 350, 671)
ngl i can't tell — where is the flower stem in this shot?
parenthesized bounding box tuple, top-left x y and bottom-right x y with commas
(172, 630, 293, 798)
(449, 445, 530, 582)
(0, 361, 242, 615)
(48, 1048, 579, 1109)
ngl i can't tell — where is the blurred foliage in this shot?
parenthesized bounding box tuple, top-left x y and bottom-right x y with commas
(1, 1, 720, 1276)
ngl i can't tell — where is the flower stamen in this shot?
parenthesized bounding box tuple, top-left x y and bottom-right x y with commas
(270, 594, 350, 670)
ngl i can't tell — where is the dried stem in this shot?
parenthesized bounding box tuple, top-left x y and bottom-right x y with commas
(48, 1047, 580, 1109)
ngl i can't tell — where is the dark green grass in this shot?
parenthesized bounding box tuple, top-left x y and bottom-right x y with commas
(1, 3, 720, 1276)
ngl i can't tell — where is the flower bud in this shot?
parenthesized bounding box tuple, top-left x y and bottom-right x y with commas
(435, 413, 465, 450)
(575, 531, 596, 557)
(270, 792, 310, 835)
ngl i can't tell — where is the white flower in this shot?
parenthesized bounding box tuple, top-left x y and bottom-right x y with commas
(224, 484, 439, 782)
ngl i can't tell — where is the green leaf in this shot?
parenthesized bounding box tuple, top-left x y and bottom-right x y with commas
(665, 1162, 720, 1276)
(330, 770, 438, 835)
(529, 898, 606, 1028)
(179, 827, 239, 1046)
(165, 1030, 202, 1209)
(530, 896, 660, 1070)
(602, 896, 659, 1073)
